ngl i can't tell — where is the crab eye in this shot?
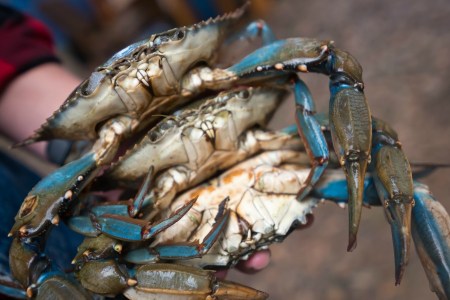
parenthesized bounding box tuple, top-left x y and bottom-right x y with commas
(238, 89, 251, 99)
(173, 29, 185, 40)
(148, 129, 162, 142)
(79, 72, 105, 96)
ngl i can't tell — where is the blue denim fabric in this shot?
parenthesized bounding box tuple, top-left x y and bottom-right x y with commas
(0, 151, 83, 276)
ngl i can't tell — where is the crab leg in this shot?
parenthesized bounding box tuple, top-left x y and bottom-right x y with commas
(90, 166, 155, 218)
(76, 260, 267, 299)
(291, 76, 329, 200)
(68, 200, 194, 241)
(95, 198, 196, 242)
(124, 209, 230, 264)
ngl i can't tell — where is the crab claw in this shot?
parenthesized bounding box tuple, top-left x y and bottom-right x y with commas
(9, 152, 99, 238)
(384, 194, 413, 285)
(95, 198, 196, 241)
(343, 154, 368, 251)
(373, 145, 413, 285)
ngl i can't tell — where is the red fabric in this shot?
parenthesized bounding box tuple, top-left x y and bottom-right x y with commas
(0, 5, 58, 92)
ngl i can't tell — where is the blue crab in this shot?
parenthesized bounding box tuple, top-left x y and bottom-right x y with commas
(3, 4, 448, 299)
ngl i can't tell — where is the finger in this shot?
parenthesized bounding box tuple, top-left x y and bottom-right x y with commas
(235, 249, 271, 274)
(296, 214, 314, 230)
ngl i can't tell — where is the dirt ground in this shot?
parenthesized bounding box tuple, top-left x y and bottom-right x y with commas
(227, 0, 450, 299)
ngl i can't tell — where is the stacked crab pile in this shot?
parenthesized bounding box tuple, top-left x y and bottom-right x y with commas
(2, 5, 450, 300)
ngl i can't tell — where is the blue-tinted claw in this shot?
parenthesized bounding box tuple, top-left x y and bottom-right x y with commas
(97, 198, 196, 242)
(371, 124, 414, 284)
(412, 183, 450, 299)
(91, 166, 155, 218)
(67, 216, 100, 237)
(10, 153, 99, 238)
(384, 198, 412, 285)
(125, 209, 230, 264)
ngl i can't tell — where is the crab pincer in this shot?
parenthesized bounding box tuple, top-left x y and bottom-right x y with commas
(371, 133, 413, 285)
(9, 153, 99, 238)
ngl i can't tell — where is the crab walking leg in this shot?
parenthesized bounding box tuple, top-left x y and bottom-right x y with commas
(371, 118, 414, 285)
(328, 64, 371, 251)
(67, 167, 157, 237)
(69, 204, 230, 263)
(76, 260, 267, 299)
(124, 208, 230, 264)
(91, 166, 155, 218)
(292, 77, 329, 200)
(412, 183, 450, 300)
(181, 38, 372, 251)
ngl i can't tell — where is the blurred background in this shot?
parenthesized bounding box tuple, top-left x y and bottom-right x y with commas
(1, 0, 449, 299)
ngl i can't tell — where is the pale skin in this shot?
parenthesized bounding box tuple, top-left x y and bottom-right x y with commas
(0, 62, 290, 275)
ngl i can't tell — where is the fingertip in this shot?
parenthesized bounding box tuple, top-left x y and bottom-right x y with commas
(215, 269, 228, 280)
(236, 249, 271, 274)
